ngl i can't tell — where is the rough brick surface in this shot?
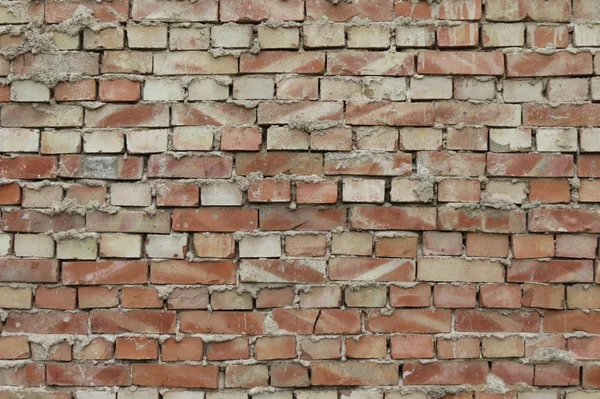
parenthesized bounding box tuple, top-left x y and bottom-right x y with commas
(0, 0, 599, 398)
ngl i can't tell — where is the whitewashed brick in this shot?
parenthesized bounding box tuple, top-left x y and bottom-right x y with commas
(173, 127, 214, 151)
(342, 179, 385, 203)
(146, 234, 188, 259)
(188, 78, 230, 100)
(201, 182, 243, 206)
(127, 129, 169, 153)
(239, 235, 281, 258)
(57, 237, 98, 260)
(536, 128, 578, 152)
(14, 234, 54, 258)
(233, 77, 274, 100)
(211, 24, 253, 48)
(99, 234, 142, 258)
(11, 80, 50, 102)
(111, 183, 152, 206)
(143, 79, 185, 101)
(0, 128, 39, 152)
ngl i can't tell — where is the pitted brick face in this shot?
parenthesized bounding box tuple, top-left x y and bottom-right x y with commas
(1, 0, 600, 398)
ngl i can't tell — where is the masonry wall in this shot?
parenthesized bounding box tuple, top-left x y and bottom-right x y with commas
(1, 0, 600, 398)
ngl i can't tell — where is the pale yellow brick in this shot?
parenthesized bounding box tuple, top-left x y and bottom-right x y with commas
(57, 238, 98, 260)
(99, 234, 142, 258)
(257, 27, 299, 50)
(14, 234, 54, 258)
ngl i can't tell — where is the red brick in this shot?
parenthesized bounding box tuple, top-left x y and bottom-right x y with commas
(395, 0, 432, 19)
(0, 259, 58, 282)
(85, 104, 169, 128)
(0, 364, 44, 387)
(296, 181, 338, 204)
(488, 153, 575, 177)
(522, 284, 565, 309)
(0, 156, 57, 179)
(307, 0, 394, 21)
(437, 208, 526, 233)
(350, 207, 436, 230)
(173, 209, 257, 232)
(535, 364, 579, 386)
(437, 337, 480, 359)
(479, 284, 522, 309)
(437, 0, 482, 20)
(367, 309, 451, 333)
(272, 309, 319, 334)
(434, 284, 477, 308)
(35, 287, 76, 310)
(486, 0, 571, 22)
(172, 103, 255, 126)
(0, 183, 20, 204)
(133, 364, 218, 388)
(221, 127, 262, 151)
(207, 337, 250, 360)
(507, 52, 592, 77)
(248, 179, 291, 202)
(314, 309, 361, 334)
(260, 208, 347, 231)
(437, 24, 479, 47)
(390, 284, 431, 307)
(240, 52, 325, 73)
(147, 154, 232, 178)
(345, 335, 386, 359)
(54, 79, 96, 101)
(180, 311, 265, 334)
(133, 0, 217, 21)
(90, 310, 176, 333)
(347, 102, 433, 126)
(116, 337, 158, 360)
(328, 52, 414, 75)
(121, 287, 162, 308)
(51, 363, 129, 388)
(0, 336, 30, 360)
(529, 180, 570, 203)
(403, 362, 489, 385)
(434, 102, 520, 126)
(418, 51, 504, 75)
(151, 260, 236, 284)
(62, 261, 147, 285)
(311, 362, 398, 386)
(86, 211, 171, 233)
(236, 152, 323, 176)
(326, 153, 412, 176)
(59, 155, 143, 180)
(525, 104, 600, 127)
(255, 336, 296, 360)
(584, 365, 600, 388)
(156, 183, 199, 207)
(329, 258, 415, 282)
(529, 209, 600, 233)
(271, 363, 310, 387)
(99, 79, 140, 102)
(225, 365, 268, 388)
(220, 0, 304, 22)
(391, 334, 434, 359)
(491, 362, 534, 385)
(529, 26, 569, 48)
(545, 310, 600, 333)
(455, 310, 541, 332)
(509, 259, 592, 283)
(46, 0, 129, 22)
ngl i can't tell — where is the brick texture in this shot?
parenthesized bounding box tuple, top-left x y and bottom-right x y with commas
(0, 0, 598, 398)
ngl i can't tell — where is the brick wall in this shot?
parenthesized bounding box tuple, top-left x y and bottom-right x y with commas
(1, 0, 600, 398)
